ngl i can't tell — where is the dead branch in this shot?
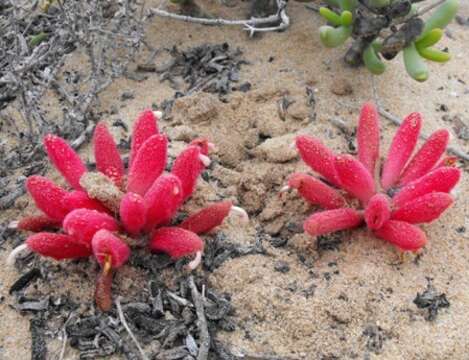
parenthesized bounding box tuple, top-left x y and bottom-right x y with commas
(188, 276, 210, 360)
(148, 0, 290, 36)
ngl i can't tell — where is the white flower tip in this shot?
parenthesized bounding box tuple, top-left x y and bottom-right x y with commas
(6, 244, 30, 267)
(207, 142, 216, 152)
(199, 154, 211, 167)
(451, 184, 460, 199)
(289, 142, 296, 149)
(8, 221, 19, 229)
(153, 110, 163, 119)
(280, 185, 290, 193)
(230, 206, 249, 223)
(185, 251, 202, 271)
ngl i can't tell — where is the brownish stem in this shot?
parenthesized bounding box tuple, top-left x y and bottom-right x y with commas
(95, 256, 113, 312)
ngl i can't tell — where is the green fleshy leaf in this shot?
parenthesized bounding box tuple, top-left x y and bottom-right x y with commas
(338, 0, 358, 11)
(323, 0, 341, 7)
(319, 25, 352, 48)
(421, 0, 459, 38)
(417, 47, 451, 63)
(29, 32, 48, 47)
(415, 28, 444, 49)
(319, 7, 342, 27)
(404, 43, 429, 82)
(340, 11, 353, 27)
(363, 44, 386, 75)
(368, 0, 390, 8)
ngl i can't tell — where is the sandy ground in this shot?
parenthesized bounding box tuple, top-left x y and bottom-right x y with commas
(1, 0, 468, 359)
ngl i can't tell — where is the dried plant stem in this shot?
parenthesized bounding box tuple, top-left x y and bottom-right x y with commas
(188, 276, 210, 360)
(149, 0, 289, 37)
(115, 297, 149, 360)
(149, 8, 279, 26)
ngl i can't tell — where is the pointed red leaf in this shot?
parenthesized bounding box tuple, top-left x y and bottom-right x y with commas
(364, 194, 391, 230)
(26, 176, 69, 221)
(129, 109, 159, 167)
(303, 208, 363, 236)
(399, 129, 449, 185)
(381, 112, 422, 190)
(63, 209, 119, 245)
(63, 190, 109, 213)
(149, 227, 204, 258)
(335, 155, 376, 203)
(26, 233, 91, 260)
(93, 122, 124, 186)
(144, 174, 183, 231)
(179, 201, 233, 234)
(119, 192, 147, 235)
(43, 134, 87, 190)
(127, 134, 167, 196)
(392, 167, 460, 208)
(17, 215, 60, 232)
(287, 173, 346, 209)
(296, 135, 341, 186)
(391, 192, 453, 224)
(92, 229, 130, 269)
(357, 102, 380, 176)
(171, 145, 207, 201)
(374, 220, 427, 251)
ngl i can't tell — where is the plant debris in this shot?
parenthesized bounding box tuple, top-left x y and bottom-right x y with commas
(0, 0, 146, 210)
(158, 43, 248, 97)
(362, 324, 387, 354)
(203, 232, 266, 272)
(413, 279, 450, 321)
(9, 268, 41, 294)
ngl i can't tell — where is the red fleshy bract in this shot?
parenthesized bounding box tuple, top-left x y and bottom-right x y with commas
(17, 215, 60, 232)
(92, 229, 130, 268)
(119, 192, 147, 235)
(392, 167, 460, 208)
(381, 112, 422, 190)
(171, 145, 205, 201)
(288, 173, 346, 209)
(149, 227, 204, 258)
(63, 209, 119, 245)
(374, 220, 427, 251)
(295, 135, 341, 186)
(26, 176, 69, 221)
(63, 191, 109, 213)
(179, 201, 233, 234)
(26, 233, 91, 260)
(364, 194, 391, 230)
(303, 208, 363, 236)
(127, 134, 167, 196)
(391, 192, 453, 224)
(144, 174, 183, 231)
(357, 102, 380, 176)
(43, 134, 87, 190)
(335, 155, 376, 203)
(399, 129, 449, 185)
(93, 122, 125, 186)
(129, 110, 159, 167)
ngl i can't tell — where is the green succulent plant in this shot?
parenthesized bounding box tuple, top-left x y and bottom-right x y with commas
(318, 0, 459, 82)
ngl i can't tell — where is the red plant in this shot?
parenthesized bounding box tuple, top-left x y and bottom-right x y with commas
(285, 103, 460, 253)
(8, 110, 248, 311)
